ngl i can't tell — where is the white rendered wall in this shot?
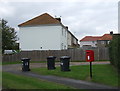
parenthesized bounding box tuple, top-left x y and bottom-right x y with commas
(19, 25, 63, 50)
(73, 37, 77, 44)
(67, 32, 72, 46)
(80, 41, 97, 47)
(60, 27, 68, 50)
(118, 1, 120, 34)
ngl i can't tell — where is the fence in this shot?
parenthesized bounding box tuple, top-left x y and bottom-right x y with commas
(2, 47, 109, 62)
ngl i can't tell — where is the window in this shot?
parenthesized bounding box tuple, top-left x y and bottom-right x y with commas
(101, 41, 104, 44)
(64, 45, 66, 49)
(108, 41, 110, 44)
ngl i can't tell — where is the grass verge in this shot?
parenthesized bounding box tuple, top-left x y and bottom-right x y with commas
(32, 64, 119, 87)
(2, 61, 47, 65)
(2, 72, 74, 89)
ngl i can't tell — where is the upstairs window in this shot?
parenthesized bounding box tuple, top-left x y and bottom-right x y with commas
(101, 41, 104, 44)
(92, 41, 95, 43)
(64, 45, 66, 49)
(108, 41, 110, 44)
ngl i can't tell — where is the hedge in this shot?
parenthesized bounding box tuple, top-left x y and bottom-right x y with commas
(109, 34, 120, 72)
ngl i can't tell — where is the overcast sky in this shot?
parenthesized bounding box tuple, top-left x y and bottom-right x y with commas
(0, 0, 119, 41)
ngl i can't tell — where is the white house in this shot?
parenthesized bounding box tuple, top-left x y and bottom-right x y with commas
(18, 13, 78, 50)
(80, 34, 112, 48)
(80, 36, 100, 48)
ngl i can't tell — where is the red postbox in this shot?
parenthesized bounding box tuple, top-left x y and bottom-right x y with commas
(86, 50, 94, 62)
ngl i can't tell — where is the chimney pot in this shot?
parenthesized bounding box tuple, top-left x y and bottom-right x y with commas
(55, 18, 61, 22)
(110, 31, 113, 35)
(65, 26, 68, 30)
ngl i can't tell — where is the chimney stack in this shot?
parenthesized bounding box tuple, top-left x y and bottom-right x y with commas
(55, 18, 61, 22)
(65, 26, 68, 30)
(110, 31, 113, 35)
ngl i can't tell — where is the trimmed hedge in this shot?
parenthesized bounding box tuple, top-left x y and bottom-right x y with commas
(109, 34, 120, 72)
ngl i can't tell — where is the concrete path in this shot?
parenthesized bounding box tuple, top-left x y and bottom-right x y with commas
(2, 61, 118, 89)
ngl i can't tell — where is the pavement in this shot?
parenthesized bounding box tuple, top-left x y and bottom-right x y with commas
(3, 61, 110, 71)
(2, 61, 118, 89)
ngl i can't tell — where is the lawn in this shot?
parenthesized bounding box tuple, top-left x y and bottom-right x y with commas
(32, 64, 119, 87)
(2, 61, 46, 65)
(2, 72, 74, 89)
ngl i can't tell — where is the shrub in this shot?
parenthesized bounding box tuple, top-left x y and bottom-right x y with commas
(109, 34, 120, 72)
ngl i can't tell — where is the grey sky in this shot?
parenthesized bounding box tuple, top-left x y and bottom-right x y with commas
(0, 0, 119, 41)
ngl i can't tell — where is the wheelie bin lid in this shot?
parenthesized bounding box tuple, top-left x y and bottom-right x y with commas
(60, 56, 70, 59)
(21, 58, 30, 61)
(47, 56, 56, 59)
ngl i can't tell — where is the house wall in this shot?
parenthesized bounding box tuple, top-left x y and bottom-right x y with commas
(67, 32, 72, 46)
(97, 40, 110, 47)
(73, 37, 78, 44)
(67, 31, 78, 48)
(19, 25, 65, 50)
(60, 27, 68, 50)
(80, 41, 97, 47)
(118, 1, 120, 34)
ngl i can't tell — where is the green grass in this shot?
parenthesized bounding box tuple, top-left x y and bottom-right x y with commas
(2, 72, 74, 89)
(2, 61, 21, 65)
(2, 61, 47, 65)
(32, 64, 119, 87)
